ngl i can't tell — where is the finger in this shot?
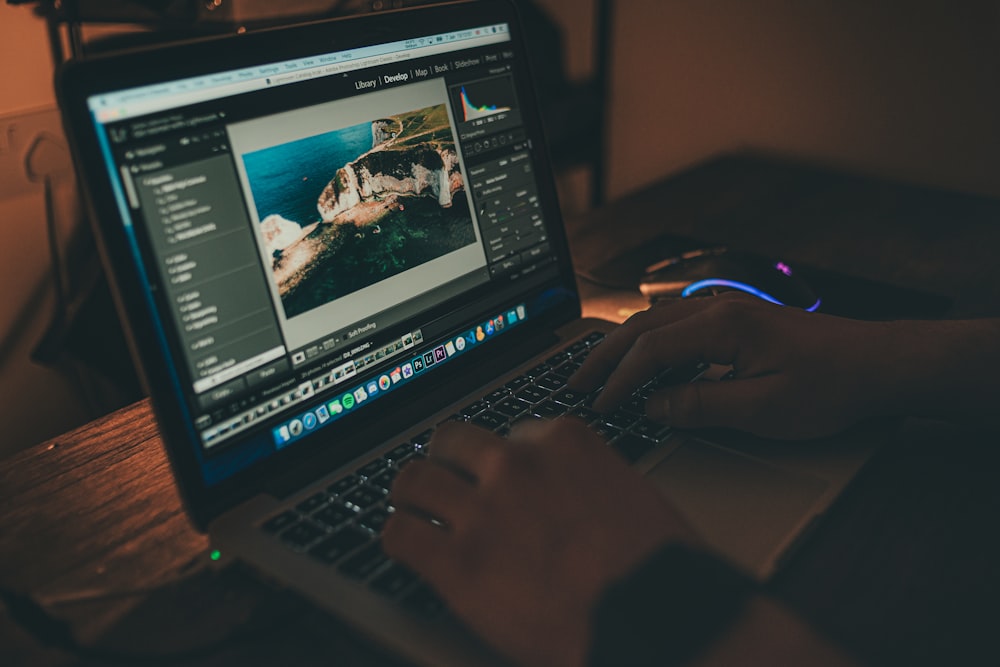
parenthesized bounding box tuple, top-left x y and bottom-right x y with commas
(506, 418, 629, 484)
(390, 458, 476, 526)
(591, 308, 740, 412)
(570, 300, 711, 391)
(645, 376, 774, 434)
(569, 308, 667, 391)
(427, 421, 506, 480)
(505, 416, 555, 443)
(508, 415, 607, 455)
(382, 510, 456, 588)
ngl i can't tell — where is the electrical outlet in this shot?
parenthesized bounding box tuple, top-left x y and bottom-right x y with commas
(0, 106, 69, 201)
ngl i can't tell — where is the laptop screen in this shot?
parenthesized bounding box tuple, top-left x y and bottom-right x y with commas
(81, 12, 570, 487)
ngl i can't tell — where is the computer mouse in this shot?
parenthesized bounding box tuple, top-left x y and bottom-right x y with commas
(638, 250, 821, 311)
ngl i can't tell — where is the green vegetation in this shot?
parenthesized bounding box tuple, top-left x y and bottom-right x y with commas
(281, 195, 474, 319)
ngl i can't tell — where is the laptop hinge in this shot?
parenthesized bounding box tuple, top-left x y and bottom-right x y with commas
(264, 325, 561, 499)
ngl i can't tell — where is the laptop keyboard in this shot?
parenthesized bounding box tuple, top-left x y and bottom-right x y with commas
(258, 331, 707, 618)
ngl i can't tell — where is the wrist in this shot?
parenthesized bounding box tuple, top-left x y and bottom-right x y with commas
(863, 319, 1000, 420)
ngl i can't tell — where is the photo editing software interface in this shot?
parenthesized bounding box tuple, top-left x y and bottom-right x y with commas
(89, 21, 560, 464)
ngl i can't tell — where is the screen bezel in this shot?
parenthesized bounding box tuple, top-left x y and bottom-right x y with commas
(57, 0, 581, 529)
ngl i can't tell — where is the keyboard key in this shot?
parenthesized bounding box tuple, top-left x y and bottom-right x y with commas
(632, 419, 672, 442)
(402, 583, 446, 617)
(533, 400, 568, 419)
(604, 411, 640, 430)
(360, 507, 391, 532)
(517, 385, 549, 404)
(484, 388, 510, 405)
(357, 458, 388, 479)
(460, 400, 489, 418)
(583, 332, 605, 345)
(471, 410, 507, 432)
(494, 396, 531, 418)
(653, 362, 708, 388)
(369, 469, 397, 493)
(535, 374, 567, 392)
(620, 396, 647, 415)
(567, 341, 588, 356)
(370, 563, 418, 598)
(612, 433, 656, 464)
(309, 525, 371, 564)
(552, 389, 586, 407)
(412, 430, 435, 447)
(281, 521, 326, 550)
(384, 443, 416, 462)
(343, 486, 386, 511)
(396, 451, 426, 470)
(296, 492, 328, 514)
(525, 363, 550, 378)
(505, 375, 532, 391)
(340, 541, 389, 579)
(313, 502, 355, 528)
(568, 407, 601, 424)
(545, 351, 573, 367)
(559, 359, 583, 373)
(328, 474, 360, 496)
(261, 510, 298, 534)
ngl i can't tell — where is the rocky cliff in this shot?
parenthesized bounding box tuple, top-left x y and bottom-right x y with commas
(316, 143, 463, 222)
(371, 118, 402, 148)
(260, 213, 305, 255)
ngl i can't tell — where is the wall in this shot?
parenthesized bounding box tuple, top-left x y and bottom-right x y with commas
(0, 3, 96, 457)
(1, 3, 57, 111)
(533, 0, 596, 82)
(606, 0, 1000, 200)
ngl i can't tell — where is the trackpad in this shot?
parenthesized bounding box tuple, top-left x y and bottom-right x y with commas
(646, 438, 828, 578)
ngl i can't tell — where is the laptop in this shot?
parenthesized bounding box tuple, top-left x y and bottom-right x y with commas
(56, 1, 880, 664)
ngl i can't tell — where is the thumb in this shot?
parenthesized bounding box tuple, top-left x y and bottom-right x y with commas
(646, 378, 770, 433)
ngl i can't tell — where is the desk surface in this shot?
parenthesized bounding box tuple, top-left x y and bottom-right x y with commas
(4, 154, 1000, 666)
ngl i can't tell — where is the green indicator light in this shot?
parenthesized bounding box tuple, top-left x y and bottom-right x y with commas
(210, 549, 221, 561)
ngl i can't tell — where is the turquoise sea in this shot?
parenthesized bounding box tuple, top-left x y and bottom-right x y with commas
(242, 122, 372, 227)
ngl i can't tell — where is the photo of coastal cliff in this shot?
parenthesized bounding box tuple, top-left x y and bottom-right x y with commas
(242, 103, 475, 320)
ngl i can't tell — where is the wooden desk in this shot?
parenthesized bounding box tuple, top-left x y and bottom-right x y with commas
(3, 154, 999, 666)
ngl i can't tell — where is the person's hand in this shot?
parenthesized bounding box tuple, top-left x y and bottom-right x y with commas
(571, 293, 901, 439)
(382, 418, 699, 667)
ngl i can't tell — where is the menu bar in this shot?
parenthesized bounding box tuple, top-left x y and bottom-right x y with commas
(90, 23, 511, 122)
